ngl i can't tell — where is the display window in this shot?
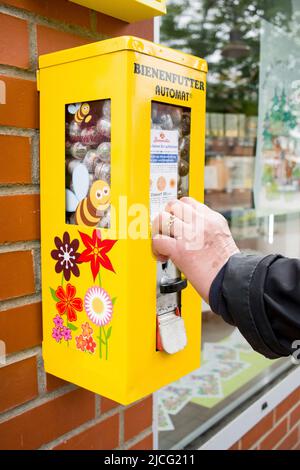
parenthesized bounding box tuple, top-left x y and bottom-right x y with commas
(157, 0, 299, 449)
(65, 99, 111, 228)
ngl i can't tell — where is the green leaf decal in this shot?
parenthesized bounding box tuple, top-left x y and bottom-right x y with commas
(106, 326, 112, 339)
(111, 297, 117, 305)
(67, 322, 78, 331)
(50, 287, 59, 302)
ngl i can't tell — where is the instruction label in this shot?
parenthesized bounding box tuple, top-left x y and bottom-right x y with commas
(150, 129, 179, 221)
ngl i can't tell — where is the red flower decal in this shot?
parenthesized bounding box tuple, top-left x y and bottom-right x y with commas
(78, 229, 117, 281)
(86, 336, 97, 353)
(55, 283, 83, 322)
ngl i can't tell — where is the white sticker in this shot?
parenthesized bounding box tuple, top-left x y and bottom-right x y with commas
(150, 129, 178, 221)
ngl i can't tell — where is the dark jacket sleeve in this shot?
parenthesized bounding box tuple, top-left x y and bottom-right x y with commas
(209, 253, 300, 359)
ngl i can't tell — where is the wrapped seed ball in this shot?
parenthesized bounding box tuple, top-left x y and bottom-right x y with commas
(159, 113, 173, 130)
(179, 136, 190, 161)
(178, 159, 189, 177)
(181, 112, 191, 135)
(81, 126, 100, 146)
(99, 207, 111, 228)
(66, 158, 81, 175)
(69, 121, 81, 142)
(171, 107, 183, 127)
(102, 100, 111, 119)
(97, 142, 111, 163)
(83, 149, 101, 173)
(70, 142, 88, 160)
(94, 161, 111, 183)
(96, 118, 111, 140)
(151, 103, 159, 123)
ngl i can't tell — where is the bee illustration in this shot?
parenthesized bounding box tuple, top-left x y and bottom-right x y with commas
(66, 164, 110, 227)
(68, 102, 92, 124)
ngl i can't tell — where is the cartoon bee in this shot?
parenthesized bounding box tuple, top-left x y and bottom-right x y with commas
(68, 102, 92, 124)
(66, 164, 110, 227)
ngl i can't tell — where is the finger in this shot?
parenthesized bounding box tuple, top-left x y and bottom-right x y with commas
(180, 196, 210, 213)
(153, 211, 190, 239)
(152, 234, 177, 260)
(165, 199, 195, 224)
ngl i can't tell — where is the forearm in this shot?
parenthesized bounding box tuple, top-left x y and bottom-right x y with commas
(209, 253, 299, 359)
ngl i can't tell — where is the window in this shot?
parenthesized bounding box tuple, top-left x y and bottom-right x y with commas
(65, 99, 111, 228)
(157, 0, 298, 449)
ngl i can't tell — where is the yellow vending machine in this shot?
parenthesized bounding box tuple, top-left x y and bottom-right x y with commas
(38, 36, 207, 405)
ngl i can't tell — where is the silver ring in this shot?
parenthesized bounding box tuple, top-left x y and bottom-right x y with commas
(168, 214, 176, 231)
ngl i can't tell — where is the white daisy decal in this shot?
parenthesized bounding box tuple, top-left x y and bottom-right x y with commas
(84, 286, 113, 326)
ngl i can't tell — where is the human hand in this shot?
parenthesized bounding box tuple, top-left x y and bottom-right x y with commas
(152, 197, 240, 303)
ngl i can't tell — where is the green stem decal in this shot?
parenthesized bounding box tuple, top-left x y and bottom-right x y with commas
(99, 326, 102, 359)
(98, 271, 102, 288)
(61, 272, 64, 287)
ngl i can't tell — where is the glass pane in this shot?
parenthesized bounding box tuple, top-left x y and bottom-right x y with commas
(65, 99, 111, 228)
(150, 102, 191, 353)
(157, 0, 298, 450)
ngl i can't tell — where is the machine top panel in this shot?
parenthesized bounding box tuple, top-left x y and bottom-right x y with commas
(38, 35, 208, 73)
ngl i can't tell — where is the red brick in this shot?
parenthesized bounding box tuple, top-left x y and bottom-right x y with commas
(101, 397, 118, 413)
(129, 434, 153, 450)
(259, 418, 288, 450)
(0, 356, 38, 413)
(0, 135, 32, 184)
(37, 25, 92, 56)
(0, 13, 29, 68)
(275, 389, 300, 421)
(290, 403, 300, 428)
(54, 414, 119, 450)
(276, 427, 299, 450)
(0, 302, 42, 354)
(0, 251, 35, 301)
(96, 13, 154, 41)
(0, 75, 38, 129)
(0, 388, 95, 449)
(229, 441, 239, 450)
(46, 373, 68, 392)
(0, 194, 40, 243)
(124, 396, 152, 442)
(2, 0, 91, 28)
(241, 411, 273, 449)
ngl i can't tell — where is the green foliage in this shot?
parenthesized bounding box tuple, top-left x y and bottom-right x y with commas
(161, 0, 293, 114)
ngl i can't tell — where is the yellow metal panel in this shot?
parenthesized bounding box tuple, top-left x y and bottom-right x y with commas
(39, 37, 207, 405)
(69, 0, 166, 23)
(38, 35, 208, 73)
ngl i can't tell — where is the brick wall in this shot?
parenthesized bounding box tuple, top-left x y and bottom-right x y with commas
(230, 388, 300, 450)
(0, 0, 153, 450)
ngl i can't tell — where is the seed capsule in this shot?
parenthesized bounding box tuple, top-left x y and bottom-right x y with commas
(171, 107, 183, 127)
(178, 159, 189, 177)
(102, 100, 111, 119)
(99, 207, 111, 228)
(97, 142, 111, 163)
(159, 113, 173, 130)
(96, 118, 111, 140)
(69, 121, 81, 142)
(181, 112, 191, 135)
(81, 126, 101, 146)
(69, 142, 88, 160)
(94, 162, 111, 183)
(83, 149, 101, 173)
(179, 136, 190, 161)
